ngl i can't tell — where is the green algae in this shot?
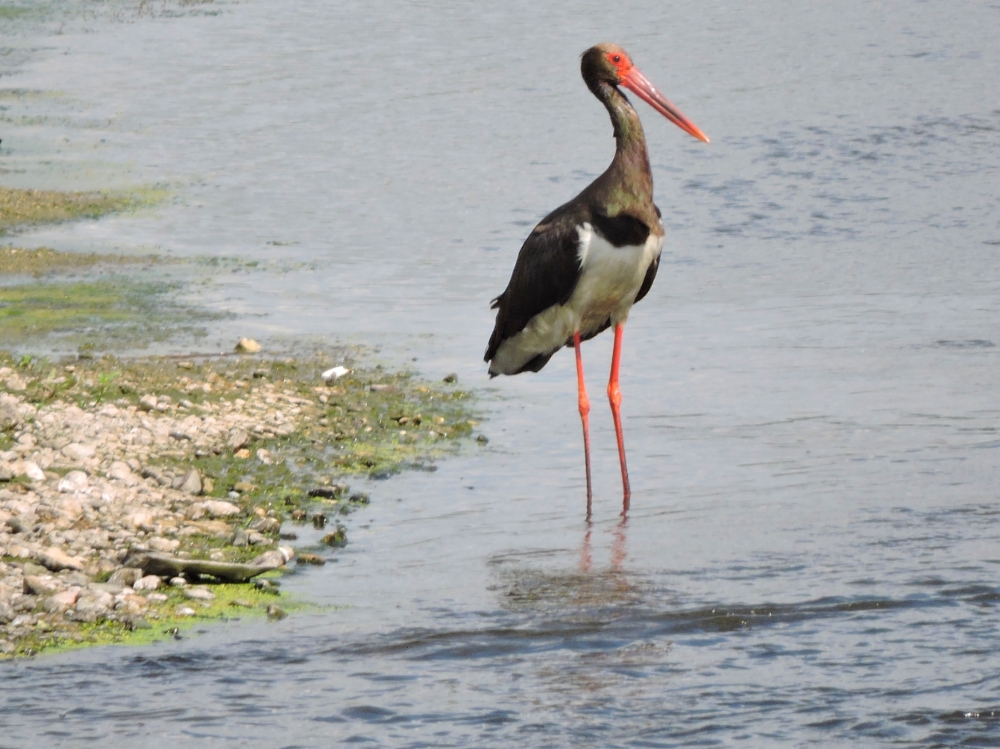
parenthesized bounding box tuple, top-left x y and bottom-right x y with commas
(0, 186, 163, 235)
(0, 278, 219, 350)
(8, 580, 313, 659)
(0, 6, 30, 20)
(0, 245, 157, 276)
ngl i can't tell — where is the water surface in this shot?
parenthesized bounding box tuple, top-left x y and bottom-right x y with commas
(2, 0, 1000, 745)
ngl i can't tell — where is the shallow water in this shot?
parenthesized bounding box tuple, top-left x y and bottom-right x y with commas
(2, 0, 1000, 745)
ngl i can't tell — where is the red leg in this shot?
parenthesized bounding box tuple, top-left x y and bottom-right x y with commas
(573, 331, 593, 519)
(579, 527, 593, 572)
(608, 323, 631, 514)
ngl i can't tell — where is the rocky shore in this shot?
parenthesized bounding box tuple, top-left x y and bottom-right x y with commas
(0, 350, 474, 657)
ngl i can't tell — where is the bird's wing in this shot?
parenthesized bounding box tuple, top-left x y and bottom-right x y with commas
(634, 204, 662, 304)
(634, 252, 660, 304)
(484, 211, 584, 363)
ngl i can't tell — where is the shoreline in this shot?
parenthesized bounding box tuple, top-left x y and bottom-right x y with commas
(0, 350, 476, 658)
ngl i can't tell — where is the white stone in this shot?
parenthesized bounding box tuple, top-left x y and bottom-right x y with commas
(178, 469, 202, 495)
(235, 338, 262, 353)
(107, 461, 136, 484)
(44, 588, 81, 613)
(322, 366, 350, 382)
(37, 546, 85, 572)
(200, 500, 241, 519)
(11, 460, 45, 482)
(58, 470, 90, 493)
(72, 590, 113, 622)
(183, 586, 215, 601)
(133, 575, 161, 591)
(148, 537, 180, 553)
(23, 574, 62, 596)
(3, 374, 27, 392)
(124, 509, 156, 530)
(61, 443, 96, 462)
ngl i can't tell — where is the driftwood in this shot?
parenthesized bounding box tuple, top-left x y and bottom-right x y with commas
(124, 549, 292, 583)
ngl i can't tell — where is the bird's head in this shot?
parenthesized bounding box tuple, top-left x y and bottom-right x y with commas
(581, 43, 709, 144)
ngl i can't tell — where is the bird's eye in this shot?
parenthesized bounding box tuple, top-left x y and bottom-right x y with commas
(612, 55, 621, 64)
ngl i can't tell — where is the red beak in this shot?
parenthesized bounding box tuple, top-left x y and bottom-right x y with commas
(619, 66, 710, 144)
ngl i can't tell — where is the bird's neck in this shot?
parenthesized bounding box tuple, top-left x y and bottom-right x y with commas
(593, 82, 654, 216)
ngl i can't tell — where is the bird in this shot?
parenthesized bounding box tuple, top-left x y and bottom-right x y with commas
(484, 43, 709, 518)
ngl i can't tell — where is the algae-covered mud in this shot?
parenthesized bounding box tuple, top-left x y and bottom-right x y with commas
(0, 351, 477, 657)
(0, 185, 227, 353)
(0, 246, 154, 276)
(0, 186, 149, 235)
(0, 274, 220, 351)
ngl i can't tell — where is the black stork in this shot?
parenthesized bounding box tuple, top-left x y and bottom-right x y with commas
(484, 43, 709, 518)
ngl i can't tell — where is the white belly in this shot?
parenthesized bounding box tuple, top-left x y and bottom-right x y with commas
(489, 224, 662, 375)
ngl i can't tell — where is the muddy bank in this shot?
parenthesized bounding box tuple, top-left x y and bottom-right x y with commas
(0, 351, 477, 657)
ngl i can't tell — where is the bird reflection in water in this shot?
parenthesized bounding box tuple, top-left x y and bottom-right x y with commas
(495, 519, 638, 615)
(580, 517, 629, 575)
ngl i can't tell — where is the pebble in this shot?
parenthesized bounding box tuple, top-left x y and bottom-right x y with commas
(183, 587, 215, 601)
(321, 366, 349, 382)
(71, 591, 113, 622)
(177, 468, 203, 495)
(266, 605, 287, 620)
(254, 579, 278, 593)
(23, 575, 61, 596)
(133, 575, 161, 591)
(249, 517, 281, 534)
(0, 356, 412, 656)
(322, 526, 347, 548)
(169, 577, 187, 587)
(200, 500, 241, 518)
(57, 471, 89, 493)
(61, 443, 96, 462)
(11, 460, 45, 482)
(227, 429, 250, 452)
(235, 338, 262, 354)
(44, 589, 80, 613)
(148, 537, 180, 553)
(251, 547, 295, 568)
(37, 547, 85, 572)
(107, 461, 136, 483)
(109, 568, 142, 587)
